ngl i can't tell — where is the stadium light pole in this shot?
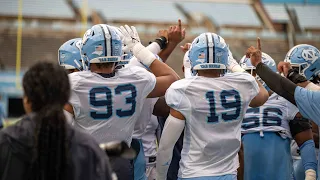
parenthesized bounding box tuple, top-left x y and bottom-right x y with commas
(16, 0, 23, 89)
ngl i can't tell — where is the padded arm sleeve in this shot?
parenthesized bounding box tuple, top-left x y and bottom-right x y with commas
(156, 115, 185, 180)
(256, 62, 297, 105)
(289, 117, 312, 137)
(147, 42, 161, 54)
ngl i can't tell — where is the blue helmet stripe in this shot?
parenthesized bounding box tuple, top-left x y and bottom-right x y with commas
(106, 25, 113, 56)
(99, 24, 107, 57)
(206, 33, 215, 64)
(212, 34, 215, 64)
(205, 33, 209, 63)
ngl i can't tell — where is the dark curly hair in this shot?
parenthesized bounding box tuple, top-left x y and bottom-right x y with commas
(22, 62, 71, 180)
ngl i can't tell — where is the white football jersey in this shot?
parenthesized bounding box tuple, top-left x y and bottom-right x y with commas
(132, 98, 158, 139)
(165, 72, 259, 178)
(142, 114, 158, 165)
(241, 93, 299, 138)
(68, 66, 156, 145)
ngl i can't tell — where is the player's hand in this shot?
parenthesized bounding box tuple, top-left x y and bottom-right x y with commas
(277, 61, 293, 77)
(246, 37, 262, 67)
(114, 26, 132, 54)
(180, 43, 191, 53)
(119, 25, 141, 51)
(157, 29, 168, 41)
(168, 19, 186, 45)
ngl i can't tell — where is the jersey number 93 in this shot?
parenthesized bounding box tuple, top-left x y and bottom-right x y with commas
(89, 84, 137, 120)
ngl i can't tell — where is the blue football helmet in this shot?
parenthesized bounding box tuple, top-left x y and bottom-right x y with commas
(81, 24, 122, 69)
(239, 52, 277, 74)
(188, 33, 229, 76)
(58, 38, 83, 70)
(240, 52, 276, 91)
(284, 44, 320, 81)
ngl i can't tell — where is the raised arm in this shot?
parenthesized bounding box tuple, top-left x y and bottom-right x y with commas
(158, 19, 185, 62)
(248, 38, 298, 105)
(119, 25, 180, 98)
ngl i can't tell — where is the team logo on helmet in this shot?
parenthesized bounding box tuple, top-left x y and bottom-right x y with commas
(302, 49, 318, 61)
(92, 45, 104, 56)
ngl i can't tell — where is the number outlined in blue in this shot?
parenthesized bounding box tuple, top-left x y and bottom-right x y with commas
(89, 86, 113, 120)
(242, 107, 283, 130)
(89, 84, 137, 120)
(206, 89, 242, 124)
(115, 84, 137, 118)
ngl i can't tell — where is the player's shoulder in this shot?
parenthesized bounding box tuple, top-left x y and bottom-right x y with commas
(68, 71, 93, 88)
(165, 78, 195, 111)
(120, 65, 155, 80)
(224, 72, 256, 82)
(168, 77, 196, 91)
(123, 64, 149, 74)
(68, 71, 93, 81)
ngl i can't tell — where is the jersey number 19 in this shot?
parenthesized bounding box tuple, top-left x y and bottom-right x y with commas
(206, 89, 241, 123)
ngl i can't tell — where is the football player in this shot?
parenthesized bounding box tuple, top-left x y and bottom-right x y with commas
(64, 24, 179, 179)
(58, 38, 84, 124)
(156, 32, 269, 180)
(240, 53, 316, 180)
(283, 44, 320, 180)
(248, 40, 320, 180)
(130, 20, 185, 180)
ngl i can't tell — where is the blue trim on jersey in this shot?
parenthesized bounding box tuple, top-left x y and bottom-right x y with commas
(89, 86, 113, 120)
(205, 89, 242, 124)
(242, 106, 283, 130)
(220, 89, 242, 122)
(89, 84, 137, 120)
(206, 91, 219, 124)
(114, 83, 137, 118)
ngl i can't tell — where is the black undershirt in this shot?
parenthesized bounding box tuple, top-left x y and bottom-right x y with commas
(255, 62, 297, 105)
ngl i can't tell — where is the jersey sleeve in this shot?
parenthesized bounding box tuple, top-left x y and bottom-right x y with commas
(294, 86, 320, 125)
(67, 73, 83, 119)
(235, 73, 259, 101)
(165, 79, 192, 114)
(129, 66, 156, 98)
(284, 99, 299, 120)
